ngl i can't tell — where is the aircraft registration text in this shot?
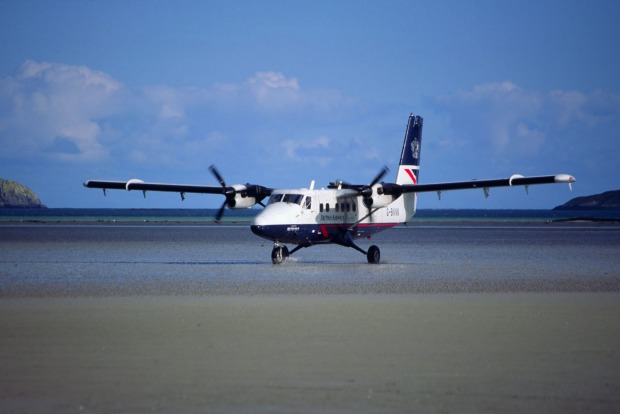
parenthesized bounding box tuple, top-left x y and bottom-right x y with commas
(386, 207, 400, 217)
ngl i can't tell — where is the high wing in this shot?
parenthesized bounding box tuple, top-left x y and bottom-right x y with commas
(380, 173, 575, 199)
(328, 171, 575, 209)
(84, 179, 227, 195)
(84, 166, 273, 222)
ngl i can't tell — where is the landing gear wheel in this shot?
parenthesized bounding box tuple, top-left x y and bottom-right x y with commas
(271, 245, 289, 264)
(367, 245, 380, 264)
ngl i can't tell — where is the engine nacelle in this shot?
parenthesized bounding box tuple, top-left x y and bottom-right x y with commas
(362, 184, 397, 209)
(226, 184, 257, 209)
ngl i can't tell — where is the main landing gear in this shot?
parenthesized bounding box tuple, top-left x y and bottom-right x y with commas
(367, 245, 381, 264)
(270, 243, 381, 264)
(349, 242, 381, 264)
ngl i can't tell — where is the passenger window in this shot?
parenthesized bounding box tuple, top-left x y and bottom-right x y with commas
(335, 203, 339, 212)
(326, 203, 330, 212)
(320, 203, 323, 212)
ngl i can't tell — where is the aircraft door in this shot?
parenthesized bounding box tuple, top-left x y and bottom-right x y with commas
(300, 195, 315, 222)
(302, 195, 312, 211)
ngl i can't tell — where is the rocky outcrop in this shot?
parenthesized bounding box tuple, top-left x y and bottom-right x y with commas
(0, 178, 46, 208)
(553, 190, 620, 210)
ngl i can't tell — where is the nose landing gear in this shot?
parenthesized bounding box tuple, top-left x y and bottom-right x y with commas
(271, 244, 289, 264)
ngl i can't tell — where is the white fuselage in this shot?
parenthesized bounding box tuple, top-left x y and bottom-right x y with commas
(250, 186, 417, 245)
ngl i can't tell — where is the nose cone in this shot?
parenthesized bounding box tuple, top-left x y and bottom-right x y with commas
(250, 213, 267, 237)
(250, 210, 268, 227)
(250, 203, 300, 241)
(250, 206, 271, 235)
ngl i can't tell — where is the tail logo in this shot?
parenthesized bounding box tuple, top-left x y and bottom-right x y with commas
(411, 140, 420, 160)
(404, 168, 418, 184)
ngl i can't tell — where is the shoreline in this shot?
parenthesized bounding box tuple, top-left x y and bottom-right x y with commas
(1, 218, 619, 227)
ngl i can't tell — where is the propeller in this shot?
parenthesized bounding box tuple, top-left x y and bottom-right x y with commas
(209, 165, 272, 222)
(209, 165, 234, 222)
(360, 166, 389, 208)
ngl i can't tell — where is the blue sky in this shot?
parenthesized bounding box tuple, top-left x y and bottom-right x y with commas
(1, 0, 619, 209)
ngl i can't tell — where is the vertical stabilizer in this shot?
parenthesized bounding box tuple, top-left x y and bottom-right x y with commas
(396, 113, 423, 184)
(396, 113, 423, 219)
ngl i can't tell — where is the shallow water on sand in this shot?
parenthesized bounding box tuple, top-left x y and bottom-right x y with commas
(1, 223, 619, 296)
(2, 222, 620, 413)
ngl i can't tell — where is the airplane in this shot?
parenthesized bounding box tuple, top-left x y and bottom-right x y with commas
(84, 113, 575, 264)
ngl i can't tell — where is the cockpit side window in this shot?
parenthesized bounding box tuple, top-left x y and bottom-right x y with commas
(304, 196, 312, 210)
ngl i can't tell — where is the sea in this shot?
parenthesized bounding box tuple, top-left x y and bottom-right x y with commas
(1, 208, 620, 223)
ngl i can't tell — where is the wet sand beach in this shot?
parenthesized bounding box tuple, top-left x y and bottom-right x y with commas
(1, 223, 619, 413)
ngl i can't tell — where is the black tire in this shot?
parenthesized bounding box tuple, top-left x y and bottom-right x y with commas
(271, 245, 289, 264)
(367, 245, 380, 264)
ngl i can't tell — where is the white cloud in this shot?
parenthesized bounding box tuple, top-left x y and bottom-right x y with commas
(547, 89, 618, 128)
(0, 60, 123, 161)
(209, 71, 301, 109)
(514, 122, 545, 155)
(425, 81, 620, 191)
(283, 135, 331, 160)
(143, 85, 187, 120)
(18, 60, 121, 92)
(433, 81, 620, 157)
(247, 71, 301, 109)
(211, 71, 355, 114)
(248, 71, 300, 91)
(0, 61, 362, 170)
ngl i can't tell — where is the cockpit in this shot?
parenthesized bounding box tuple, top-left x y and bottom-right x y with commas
(267, 193, 312, 209)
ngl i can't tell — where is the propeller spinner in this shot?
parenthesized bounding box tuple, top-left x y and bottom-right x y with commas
(360, 166, 390, 208)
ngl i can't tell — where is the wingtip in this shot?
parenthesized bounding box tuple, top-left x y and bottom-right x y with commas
(554, 174, 576, 183)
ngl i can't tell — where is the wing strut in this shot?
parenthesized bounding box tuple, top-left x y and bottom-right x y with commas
(347, 207, 381, 232)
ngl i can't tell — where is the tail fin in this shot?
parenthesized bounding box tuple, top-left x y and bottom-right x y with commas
(395, 113, 422, 221)
(396, 113, 423, 185)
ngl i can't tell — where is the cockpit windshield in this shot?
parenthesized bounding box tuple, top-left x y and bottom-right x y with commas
(267, 193, 304, 205)
(267, 194, 283, 204)
(282, 194, 304, 204)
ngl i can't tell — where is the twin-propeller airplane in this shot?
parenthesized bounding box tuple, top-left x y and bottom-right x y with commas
(85, 113, 575, 264)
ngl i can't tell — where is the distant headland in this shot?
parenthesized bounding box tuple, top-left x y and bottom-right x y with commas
(0, 178, 46, 208)
(554, 190, 620, 210)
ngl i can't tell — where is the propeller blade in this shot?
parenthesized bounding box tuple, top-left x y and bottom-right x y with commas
(209, 165, 227, 188)
(360, 166, 390, 211)
(357, 166, 390, 200)
(369, 166, 390, 187)
(214, 200, 227, 223)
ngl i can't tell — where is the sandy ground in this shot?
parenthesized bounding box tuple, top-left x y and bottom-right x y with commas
(1, 293, 619, 413)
